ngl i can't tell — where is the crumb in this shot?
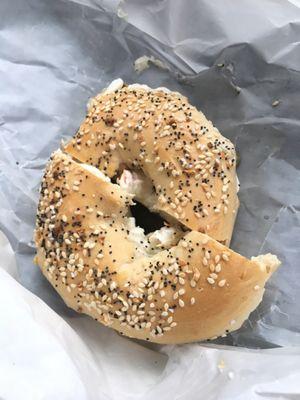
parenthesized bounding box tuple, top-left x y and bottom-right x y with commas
(228, 371, 235, 380)
(234, 85, 241, 94)
(134, 56, 168, 73)
(218, 359, 226, 371)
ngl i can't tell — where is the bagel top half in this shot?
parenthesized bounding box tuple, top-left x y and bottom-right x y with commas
(64, 79, 239, 246)
(35, 150, 280, 344)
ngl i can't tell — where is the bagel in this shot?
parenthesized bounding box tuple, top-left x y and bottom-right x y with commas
(64, 79, 239, 246)
(35, 147, 280, 344)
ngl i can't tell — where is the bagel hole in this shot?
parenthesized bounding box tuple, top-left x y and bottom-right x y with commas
(130, 201, 166, 234)
(116, 167, 187, 250)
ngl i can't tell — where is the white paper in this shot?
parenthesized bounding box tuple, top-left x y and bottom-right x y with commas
(1, 233, 300, 399)
(0, 0, 300, 398)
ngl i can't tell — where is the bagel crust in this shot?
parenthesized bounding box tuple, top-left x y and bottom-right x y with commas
(35, 150, 280, 344)
(64, 80, 239, 245)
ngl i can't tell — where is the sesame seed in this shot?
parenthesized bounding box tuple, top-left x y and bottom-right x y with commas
(194, 269, 201, 280)
(157, 326, 162, 334)
(222, 185, 229, 193)
(254, 285, 260, 291)
(215, 264, 221, 273)
(207, 277, 215, 285)
(190, 297, 195, 305)
(218, 279, 226, 287)
(179, 277, 185, 285)
(222, 253, 230, 261)
(179, 299, 185, 307)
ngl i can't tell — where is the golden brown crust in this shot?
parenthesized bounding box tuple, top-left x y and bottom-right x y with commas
(64, 84, 239, 245)
(35, 151, 279, 344)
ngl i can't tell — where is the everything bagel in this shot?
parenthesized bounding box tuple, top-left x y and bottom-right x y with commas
(34, 80, 280, 344)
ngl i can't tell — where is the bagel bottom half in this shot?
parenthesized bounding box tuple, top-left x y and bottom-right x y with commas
(35, 150, 280, 344)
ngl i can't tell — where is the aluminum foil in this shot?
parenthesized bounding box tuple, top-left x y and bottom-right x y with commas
(0, 0, 300, 398)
